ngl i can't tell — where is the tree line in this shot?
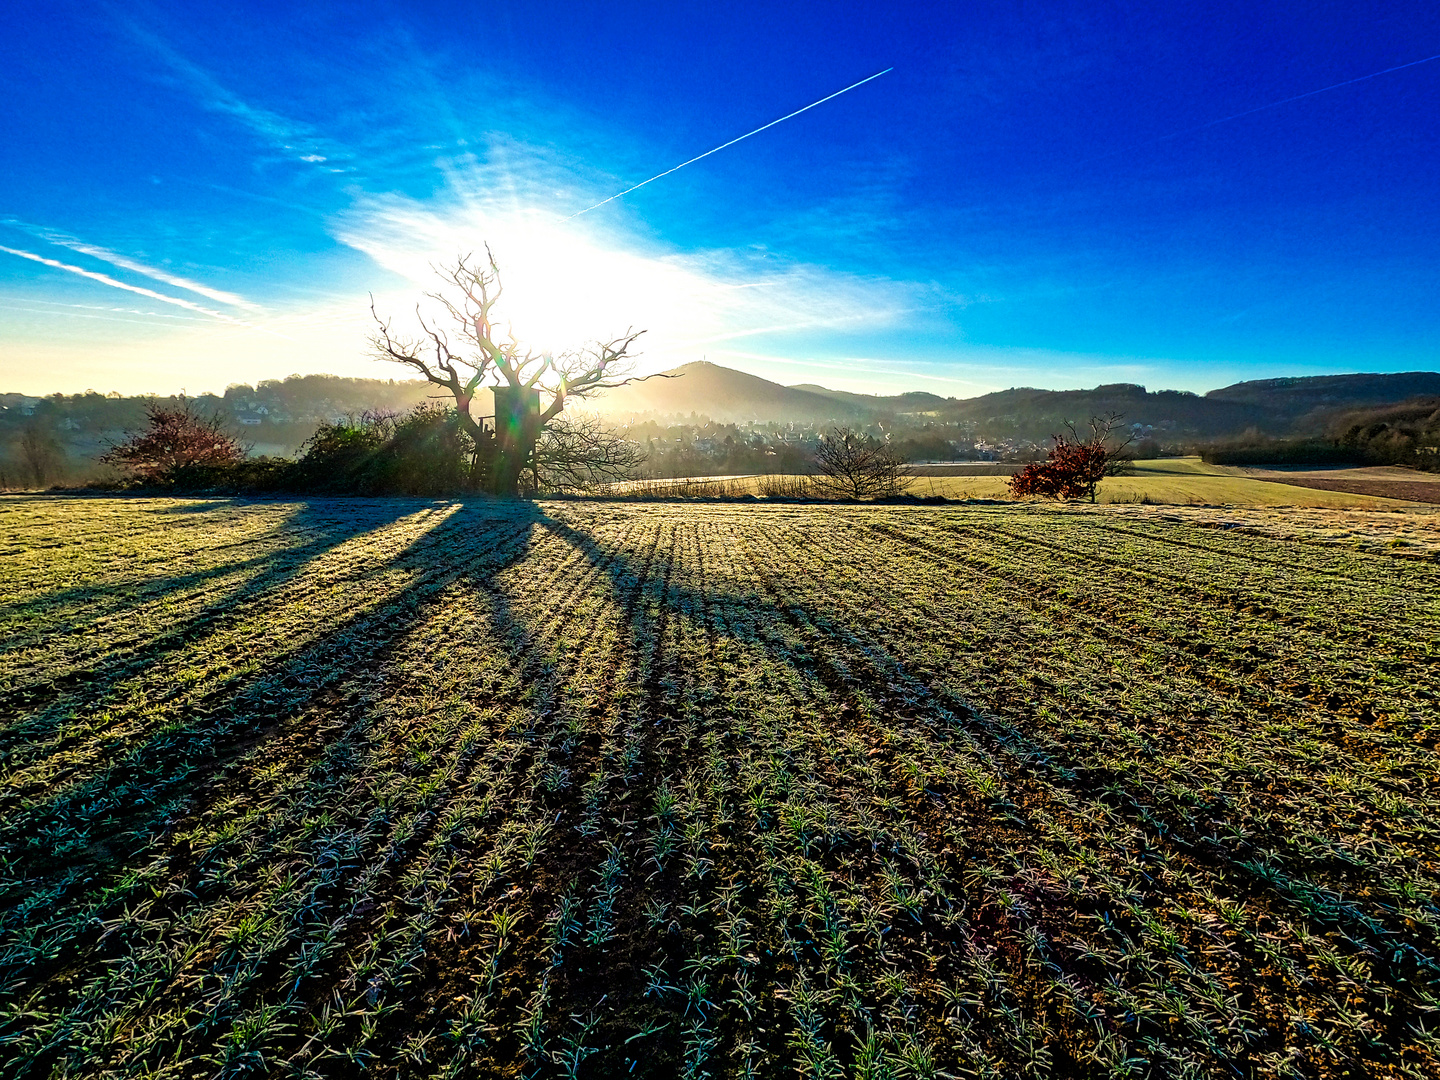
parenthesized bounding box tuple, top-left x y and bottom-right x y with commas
(1200, 397, 1440, 471)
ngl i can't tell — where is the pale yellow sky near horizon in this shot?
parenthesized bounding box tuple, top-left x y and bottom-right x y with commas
(0, 191, 1229, 400)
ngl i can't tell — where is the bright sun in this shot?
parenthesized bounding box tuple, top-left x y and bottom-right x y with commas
(325, 192, 878, 383)
(342, 203, 744, 366)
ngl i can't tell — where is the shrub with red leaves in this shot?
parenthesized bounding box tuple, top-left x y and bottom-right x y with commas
(100, 402, 246, 483)
(1008, 415, 1129, 502)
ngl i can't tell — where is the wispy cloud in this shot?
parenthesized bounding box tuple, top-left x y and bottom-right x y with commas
(2, 219, 260, 310)
(3, 27, 968, 394)
(85, 24, 957, 382)
(0, 303, 208, 329)
(119, 18, 353, 173)
(0, 245, 247, 324)
(0, 295, 211, 322)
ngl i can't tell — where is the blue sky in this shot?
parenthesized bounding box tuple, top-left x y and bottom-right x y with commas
(1, 1, 1437, 397)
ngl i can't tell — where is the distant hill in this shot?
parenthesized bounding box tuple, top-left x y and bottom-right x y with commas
(598, 364, 1440, 440)
(594, 362, 869, 423)
(595, 362, 958, 423)
(1206, 372, 1440, 420)
(598, 367, 1248, 437)
(937, 383, 1257, 440)
(791, 385, 951, 414)
(9, 363, 1439, 466)
(933, 375, 1440, 440)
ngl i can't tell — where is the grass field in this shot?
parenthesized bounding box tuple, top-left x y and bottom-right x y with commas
(3, 495, 1439, 1078)
(630, 458, 1440, 509)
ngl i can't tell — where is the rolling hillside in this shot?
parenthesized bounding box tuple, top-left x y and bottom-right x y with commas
(594, 362, 869, 422)
(1205, 371, 1440, 412)
(595, 364, 1440, 440)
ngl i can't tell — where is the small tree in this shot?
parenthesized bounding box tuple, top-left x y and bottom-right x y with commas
(19, 421, 65, 488)
(813, 428, 910, 500)
(101, 401, 246, 484)
(1008, 413, 1133, 502)
(370, 251, 653, 497)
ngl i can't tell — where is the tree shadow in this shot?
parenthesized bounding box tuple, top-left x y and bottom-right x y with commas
(0, 499, 462, 716)
(3, 499, 548, 888)
(3, 499, 1407, 1080)
(525, 508, 1155, 808)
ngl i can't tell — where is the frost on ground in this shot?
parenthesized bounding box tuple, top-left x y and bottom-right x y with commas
(1, 496, 1437, 1079)
(1081, 501, 1440, 558)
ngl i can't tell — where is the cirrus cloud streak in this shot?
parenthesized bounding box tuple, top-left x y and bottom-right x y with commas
(0, 244, 248, 325)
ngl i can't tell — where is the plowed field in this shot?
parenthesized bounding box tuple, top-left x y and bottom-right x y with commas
(3, 496, 1438, 1079)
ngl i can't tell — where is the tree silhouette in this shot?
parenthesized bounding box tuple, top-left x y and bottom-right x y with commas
(813, 427, 909, 500)
(370, 251, 653, 496)
(18, 421, 65, 488)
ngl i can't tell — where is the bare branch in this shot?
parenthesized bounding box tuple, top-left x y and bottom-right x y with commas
(369, 250, 649, 495)
(812, 427, 910, 500)
(531, 414, 647, 493)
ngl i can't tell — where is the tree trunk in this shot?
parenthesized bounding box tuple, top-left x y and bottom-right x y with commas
(490, 387, 541, 497)
(491, 447, 527, 497)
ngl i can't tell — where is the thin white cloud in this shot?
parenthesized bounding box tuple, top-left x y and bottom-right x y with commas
(1, 34, 975, 396)
(3, 219, 260, 310)
(0, 245, 247, 325)
(120, 19, 352, 171)
(0, 303, 207, 329)
(0, 295, 210, 321)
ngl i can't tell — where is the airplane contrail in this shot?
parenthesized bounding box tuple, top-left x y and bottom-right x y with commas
(568, 67, 893, 218)
(1093, 51, 1440, 162)
(2, 219, 261, 310)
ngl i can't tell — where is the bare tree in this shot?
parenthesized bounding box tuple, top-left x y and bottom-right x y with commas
(370, 251, 655, 496)
(530, 414, 647, 494)
(18, 421, 65, 488)
(813, 427, 910, 500)
(1092, 413, 1138, 479)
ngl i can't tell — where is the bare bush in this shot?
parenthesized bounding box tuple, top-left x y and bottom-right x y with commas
(757, 474, 819, 498)
(613, 477, 751, 499)
(813, 428, 910, 500)
(18, 422, 66, 488)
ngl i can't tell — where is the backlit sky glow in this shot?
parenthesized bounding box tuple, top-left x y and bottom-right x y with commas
(1, 2, 1438, 397)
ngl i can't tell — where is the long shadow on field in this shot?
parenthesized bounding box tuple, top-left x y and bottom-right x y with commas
(0, 499, 462, 726)
(0, 501, 546, 887)
(526, 510, 1298, 876)
(9, 504, 1428, 1080)
(509, 511, 1074, 1074)
(522, 509, 1440, 1077)
(0, 498, 417, 625)
(531, 508, 954, 716)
